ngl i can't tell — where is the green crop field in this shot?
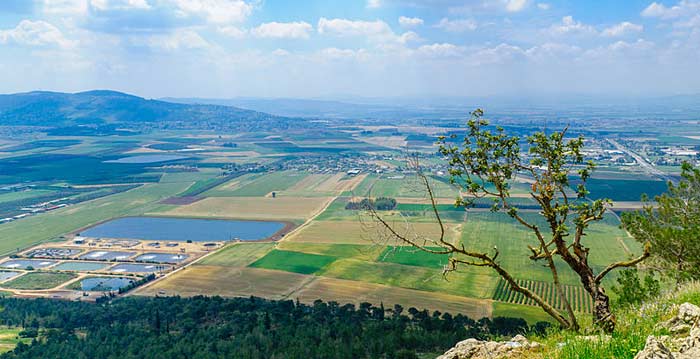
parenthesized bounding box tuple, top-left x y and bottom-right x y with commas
(351, 174, 459, 198)
(492, 278, 593, 313)
(215, 171, 310, 197)
(249, 249, 337, 275)
(378, 246, 449, 269)
(198, 243, 275, 267)
(320, 258, 497, 299)
(2, 272, 77, 290)
(459, 211, 637, 285)
(277, 242, 383, 261)
(582, 178, 668, 201)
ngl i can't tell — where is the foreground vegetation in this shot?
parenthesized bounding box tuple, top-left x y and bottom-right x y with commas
(0, 296, 547, 359)
(537, 281, 700, 359)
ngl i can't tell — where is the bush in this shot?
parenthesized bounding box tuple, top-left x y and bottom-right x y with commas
(611, 268, 660, 307)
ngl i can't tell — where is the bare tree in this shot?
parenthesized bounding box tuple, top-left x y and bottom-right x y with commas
(364, 109, 649, 333)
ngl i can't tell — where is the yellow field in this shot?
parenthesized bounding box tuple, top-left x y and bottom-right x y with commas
(136, 266, 312, 300)
(160, 196, 333, 221)
(358, 136, 408, 149)
(284, 174, 333, 193)
(285, 220, 462, 245)
(136, 265, 492, 318)
(314, 173, 367, 193)
(294, 276, 492, 319)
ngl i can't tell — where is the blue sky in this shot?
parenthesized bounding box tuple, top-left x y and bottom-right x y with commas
(0, 0, 699, 99)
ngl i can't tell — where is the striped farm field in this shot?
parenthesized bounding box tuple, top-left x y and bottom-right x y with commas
(492, 278, 593, 313)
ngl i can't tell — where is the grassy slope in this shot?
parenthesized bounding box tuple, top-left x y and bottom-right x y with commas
(534, 282, 700, 359)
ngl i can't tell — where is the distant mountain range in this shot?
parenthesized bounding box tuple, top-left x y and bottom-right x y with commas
(164, 94, 700, 122)
(162, 97, 471, 121)
(0, 90, 306, 132)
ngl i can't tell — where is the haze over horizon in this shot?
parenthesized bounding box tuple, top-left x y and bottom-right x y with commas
(1, 0, 700, 99)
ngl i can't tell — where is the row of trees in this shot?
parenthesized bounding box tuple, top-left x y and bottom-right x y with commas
(0, 296, 548, 359)
(366, 109, 699, 333)
(346, 197, 397, 211)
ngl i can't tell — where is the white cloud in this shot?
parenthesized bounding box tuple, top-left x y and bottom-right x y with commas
(548, 16, 596, 36)
(398, 16, 423, 27)
(435, 18, 477, 32)
(146, 29, 209, 50)
(218, 25, 246, 38)
(172, 0, 253, 24)
(90, 0, 151, 11)
(0, 20, 75, 48)
(641, 1, 700, 19)
(318, 18, 391, 37)
(505, 0, 528, 12)
(42, 0, 88, 15)
(271, 48, 290, 56)
(470, 43, 525, 65)
(251, 21, 313, 39)
(317, 17, 417, 44)
(416, 43, 465, 58)
(602, 22, 643, 37)
(537, 3, 550, 10)
(317, 47, 369, 61)
(366, 0, 381, 8)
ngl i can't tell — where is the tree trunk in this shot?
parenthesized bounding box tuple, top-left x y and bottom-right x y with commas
(592, 286, 616, 333)
(579, 272, 616, 333)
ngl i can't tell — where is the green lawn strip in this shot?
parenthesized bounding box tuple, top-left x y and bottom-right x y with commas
(249, 249, 337, 275)
(320, 258, 497, 299)
(197, 243, 275, 267)
(2, 272, 77, 290)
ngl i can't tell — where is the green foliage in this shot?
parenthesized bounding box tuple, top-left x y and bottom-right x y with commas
(611, 268, 660, 307)
(622, 162, 700, 282)
(0, 296, 547, 359)
(346, 197, 397, 211)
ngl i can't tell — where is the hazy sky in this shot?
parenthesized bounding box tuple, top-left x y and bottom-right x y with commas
(0, 0, 699, 99)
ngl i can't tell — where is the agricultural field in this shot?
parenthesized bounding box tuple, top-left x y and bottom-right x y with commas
(159, 196, 332, 221)
(197, 243, 275, 267)
(0, 128, 677, 325)
(283, 220, 462, 245)
(136, 266, 311, 300)
(249, 250, 337, 275)
(492, 278, 593, 313)
(2, 272, 77, 290)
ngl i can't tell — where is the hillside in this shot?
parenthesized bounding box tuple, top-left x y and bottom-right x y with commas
(0, 91, 308, 132)
(436, 282, 700, 359)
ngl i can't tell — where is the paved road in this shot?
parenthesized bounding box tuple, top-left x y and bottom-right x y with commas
(606, 139, 673, 182)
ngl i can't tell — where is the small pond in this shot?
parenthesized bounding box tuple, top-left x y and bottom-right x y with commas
(77, 277, 134, 291)
(81, 217, 286, 242)
(135, 253, 188, 264)
(53, 261, 111, 271)
(79, 251, 135, 261)
(0, 259, 56, 269)
(0, 271, 22, 281)
(109, 263, 171, 273)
